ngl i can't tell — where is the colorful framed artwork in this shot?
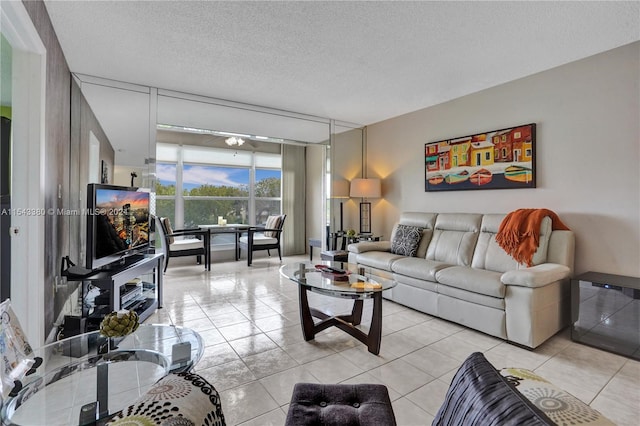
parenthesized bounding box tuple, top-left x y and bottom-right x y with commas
(425, 123, 536, 192)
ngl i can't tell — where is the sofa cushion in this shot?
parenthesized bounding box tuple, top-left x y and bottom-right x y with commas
(398, 212, 437, 228)
(433, 352, 552, 426)
(394, 273, 438, 292)
(437, 285, 505, 310)
(427, 214, 481, 266)
(435, 266, 505, 298)
(390, 225, 423, 256)
(355, 251, 406, 271)
(473, 214, 552, 272)
(531, 216, 552, 265)
(391, 257, 452, 281)
(415, 229, 433, 259)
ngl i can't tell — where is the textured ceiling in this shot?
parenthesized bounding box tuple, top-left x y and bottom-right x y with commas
(44, 1, 639, 145)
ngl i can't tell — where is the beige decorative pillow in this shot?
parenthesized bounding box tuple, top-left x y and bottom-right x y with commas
(264, 215, 282, 238)
(107, 372, 225, 426)
(501, 368, 615, 425)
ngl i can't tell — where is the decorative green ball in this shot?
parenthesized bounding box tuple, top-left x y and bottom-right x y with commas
(346, 229, 356, 237)
(100, 310, 140, 337)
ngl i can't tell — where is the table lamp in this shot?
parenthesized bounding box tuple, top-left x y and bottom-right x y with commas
(350, 178, 381, 234)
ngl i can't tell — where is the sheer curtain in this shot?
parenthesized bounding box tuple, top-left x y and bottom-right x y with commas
(282, 144, 306, 255)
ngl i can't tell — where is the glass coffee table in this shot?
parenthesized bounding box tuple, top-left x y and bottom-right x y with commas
(1, 324, 204, 425)
(280, 261, 395, 355)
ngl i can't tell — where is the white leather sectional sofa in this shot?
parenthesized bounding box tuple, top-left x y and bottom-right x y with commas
(347, 212, 575, 348)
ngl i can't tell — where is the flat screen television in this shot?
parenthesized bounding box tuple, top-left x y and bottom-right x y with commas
(86, 184, 150, 270)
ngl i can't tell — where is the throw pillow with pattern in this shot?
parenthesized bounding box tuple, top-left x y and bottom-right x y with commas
(264, 215, 282, 238)
(391, 224, 423, 256)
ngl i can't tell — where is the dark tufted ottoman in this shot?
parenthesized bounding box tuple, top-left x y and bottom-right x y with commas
(285, 383, 396, 426)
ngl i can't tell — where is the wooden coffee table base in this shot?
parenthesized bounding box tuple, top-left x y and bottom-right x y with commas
(298, 286, 383, 355)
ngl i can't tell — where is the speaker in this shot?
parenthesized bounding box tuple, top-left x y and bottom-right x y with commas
(64, 315, 86, 337)
(63, 316, 88, 357)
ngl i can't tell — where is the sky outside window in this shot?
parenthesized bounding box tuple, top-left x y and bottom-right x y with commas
(157, 163, 279, 194)
(157, 163, 250, 192)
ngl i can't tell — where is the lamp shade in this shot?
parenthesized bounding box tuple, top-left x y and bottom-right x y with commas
(332, 180, 350, 199)
(350, 178, 381, 198)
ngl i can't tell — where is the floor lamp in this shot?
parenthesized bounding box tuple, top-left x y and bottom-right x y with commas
(332, 179, 350, 232)
(350, 178, 381, 234)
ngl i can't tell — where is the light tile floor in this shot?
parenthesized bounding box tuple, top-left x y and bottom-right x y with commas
(147, 255, 640, 426)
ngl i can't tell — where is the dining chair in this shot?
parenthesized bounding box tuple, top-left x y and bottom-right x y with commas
(156, 216, 209, 272)
(238, 214, 286, 266)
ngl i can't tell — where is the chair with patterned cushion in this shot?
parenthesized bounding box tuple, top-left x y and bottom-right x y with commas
(238, 214, 286, 266)
(157, 216, 209, 272)
(107, 372, 225, 425)
(432, 352, 614, 426)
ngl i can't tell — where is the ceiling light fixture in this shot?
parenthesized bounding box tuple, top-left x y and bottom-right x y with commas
(225, 136, 245, 147)
(158, 124, 286, 144)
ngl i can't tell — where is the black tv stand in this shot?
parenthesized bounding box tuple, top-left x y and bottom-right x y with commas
(67, 253, 164, 333)
(97, 253, 146, 271)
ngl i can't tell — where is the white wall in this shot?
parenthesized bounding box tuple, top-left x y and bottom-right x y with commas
(365, 42, 639, 277)
(113, 165, 148, 188)
(333, 128, 364, 233)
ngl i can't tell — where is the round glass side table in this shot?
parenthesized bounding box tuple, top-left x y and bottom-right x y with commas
(1, 324, 203, 425)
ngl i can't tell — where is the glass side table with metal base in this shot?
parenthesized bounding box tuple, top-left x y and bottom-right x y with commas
(1, 324, 204, 426)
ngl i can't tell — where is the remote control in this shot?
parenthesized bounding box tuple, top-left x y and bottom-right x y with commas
(325, 267, 346, 274)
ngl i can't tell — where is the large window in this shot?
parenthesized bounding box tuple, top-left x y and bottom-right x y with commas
(156, 143, 281, 246)
(155, 162, 177, 225)
(183, 164, 250, 227)
(255, 168, 281, 224)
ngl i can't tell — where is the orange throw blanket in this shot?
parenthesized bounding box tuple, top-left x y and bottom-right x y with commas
(496, 209, 570, 267)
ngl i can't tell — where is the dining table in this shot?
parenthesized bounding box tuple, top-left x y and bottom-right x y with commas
(198, 223, 253, 261)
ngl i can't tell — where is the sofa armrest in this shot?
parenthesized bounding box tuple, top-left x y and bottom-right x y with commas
(348, 241, 391, 254)
(501, 263, 571, 288)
